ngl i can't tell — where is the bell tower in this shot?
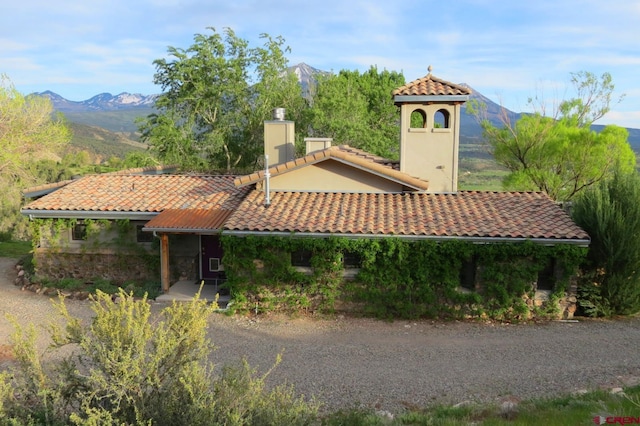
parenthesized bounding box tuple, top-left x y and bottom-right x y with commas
(393, 67, 471, 193)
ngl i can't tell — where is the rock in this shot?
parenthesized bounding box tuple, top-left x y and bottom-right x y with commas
(17, 270, 24, 277)
(375, 410, 394, 421)
(43, 288, 58, 297)
(499, 396, 520, 420)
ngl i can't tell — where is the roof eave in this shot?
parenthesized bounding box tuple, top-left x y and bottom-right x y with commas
(23, 182, 75, 199)
(236, 154, 428, 191)
(393, 94, 470, 103)
(328, 157, 428, 191)
(21, 209, 158, 221)
(221, 230, 591, 247)
(142, 226, 222, 235)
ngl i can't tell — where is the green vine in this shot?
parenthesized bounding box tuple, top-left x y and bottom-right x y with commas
(221, 235, 586, 320)
(29, 217, 160, 284)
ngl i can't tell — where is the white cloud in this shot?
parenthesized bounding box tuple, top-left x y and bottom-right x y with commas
(1, 0, 638, 117)
(0, 39, 30, 53)
(599, 110, 640, 129)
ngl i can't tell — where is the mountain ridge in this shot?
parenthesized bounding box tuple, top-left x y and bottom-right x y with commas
(32, 63, 639, 150)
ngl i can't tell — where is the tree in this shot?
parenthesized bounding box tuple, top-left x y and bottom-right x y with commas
(0, 74, 70, 238)
(305, 66, 405, 159)
(559, 71, 624, 128)
(139, 28, 304, 172)
(469, 71, 634, 201)
(572, 169, 640, 316)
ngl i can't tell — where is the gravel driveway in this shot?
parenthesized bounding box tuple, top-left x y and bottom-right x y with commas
(1, 257, 639, 414)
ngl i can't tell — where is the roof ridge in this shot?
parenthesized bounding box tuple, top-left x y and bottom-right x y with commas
(101, 164, 180, 176)
(234, 145, 428, 190)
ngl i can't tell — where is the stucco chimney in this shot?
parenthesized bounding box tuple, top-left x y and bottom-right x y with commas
(304, 137, 332, 154)
(264, 108, 295, 167)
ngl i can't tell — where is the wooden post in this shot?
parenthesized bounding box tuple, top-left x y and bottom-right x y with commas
(160, 233, 170, 293)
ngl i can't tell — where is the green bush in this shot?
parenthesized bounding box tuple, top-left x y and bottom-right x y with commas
(51, 277, 84, 290)
(86, 277, 119, 294)
(0, 290, 318, 425)
(572, 170, 640, 316)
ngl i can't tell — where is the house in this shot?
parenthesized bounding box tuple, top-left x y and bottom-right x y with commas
(21, 71, 590, 319)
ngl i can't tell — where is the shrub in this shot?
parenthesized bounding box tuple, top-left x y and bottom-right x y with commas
(0, 289, 318, 424)
(86, 277, 119, 294)
(52, 277, 84, 290)
(572, 169, 640, 316)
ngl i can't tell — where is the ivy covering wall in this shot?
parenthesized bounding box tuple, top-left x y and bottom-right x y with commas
(30, 218, 160, 284)
(221, 235, 587, 320)
(28, 221, 587, 320)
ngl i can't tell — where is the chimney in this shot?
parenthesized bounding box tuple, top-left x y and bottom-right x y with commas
(264, 108, 295, 167)
(304, 137, 332, 154)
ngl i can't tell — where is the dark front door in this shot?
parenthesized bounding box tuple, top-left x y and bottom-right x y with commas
(200, 235, 224, 283)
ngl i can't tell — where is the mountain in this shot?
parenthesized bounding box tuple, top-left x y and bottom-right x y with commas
(34, 63, 639, 151)
(288, 62, 330, 96)
(35, 91, 158, 112)
(36, 63, 317, 113)
(66, 122, 146, 160)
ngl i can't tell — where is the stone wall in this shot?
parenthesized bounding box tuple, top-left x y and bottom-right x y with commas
(171, 253, 199, 282)
(34, 250, 159, 285)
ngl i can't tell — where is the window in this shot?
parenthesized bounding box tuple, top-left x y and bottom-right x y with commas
(434, 108, 450, 129)
(136, 225, 154, 243)
(410, 108, 427, 128)
(71, 223, 87, 241)
(209, 257, 221, 272)
(343, 251, 362, 269)
(459, 257, 476, 290)
(291, 249, 312, 267)
(537, 259, 556, 291)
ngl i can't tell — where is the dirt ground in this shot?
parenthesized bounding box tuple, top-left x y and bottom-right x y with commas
(1, 257, 639, 414)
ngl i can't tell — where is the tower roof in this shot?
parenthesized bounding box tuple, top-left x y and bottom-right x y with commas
(393, 69, 471, 103)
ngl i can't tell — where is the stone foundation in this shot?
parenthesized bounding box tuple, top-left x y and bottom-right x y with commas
(34, 250, 158, 285)
(172, 254, 199, 282)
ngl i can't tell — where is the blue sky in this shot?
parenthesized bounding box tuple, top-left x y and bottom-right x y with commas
(2, 0, 639, 128)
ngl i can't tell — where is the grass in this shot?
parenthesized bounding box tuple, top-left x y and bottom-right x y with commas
(0, 240, 31, 258)
(322, 386, 640, 425)
(458, 153, 508, 191)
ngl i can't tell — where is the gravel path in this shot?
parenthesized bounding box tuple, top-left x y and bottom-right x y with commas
(1, 257, 639, 414)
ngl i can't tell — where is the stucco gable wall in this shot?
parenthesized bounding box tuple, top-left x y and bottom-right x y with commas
(268, 160, 404, 193)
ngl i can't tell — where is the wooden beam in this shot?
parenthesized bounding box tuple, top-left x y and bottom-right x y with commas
(160, 233, 170, 293)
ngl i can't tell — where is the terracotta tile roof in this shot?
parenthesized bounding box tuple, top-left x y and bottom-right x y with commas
(234, 145, 425, 190)
(101, 165, 180, 176)
(22, 165, 180, 199)
(392, 73, 471, 97)
(22, 175, 250, 213)
(224, 190, 589, 242)
(22, 179, 77, 198)
(144, 209, 234, 232)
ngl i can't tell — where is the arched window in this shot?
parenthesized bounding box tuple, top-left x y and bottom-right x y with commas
(410, 108, 427, 129)
(434, 108, 450, 129)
